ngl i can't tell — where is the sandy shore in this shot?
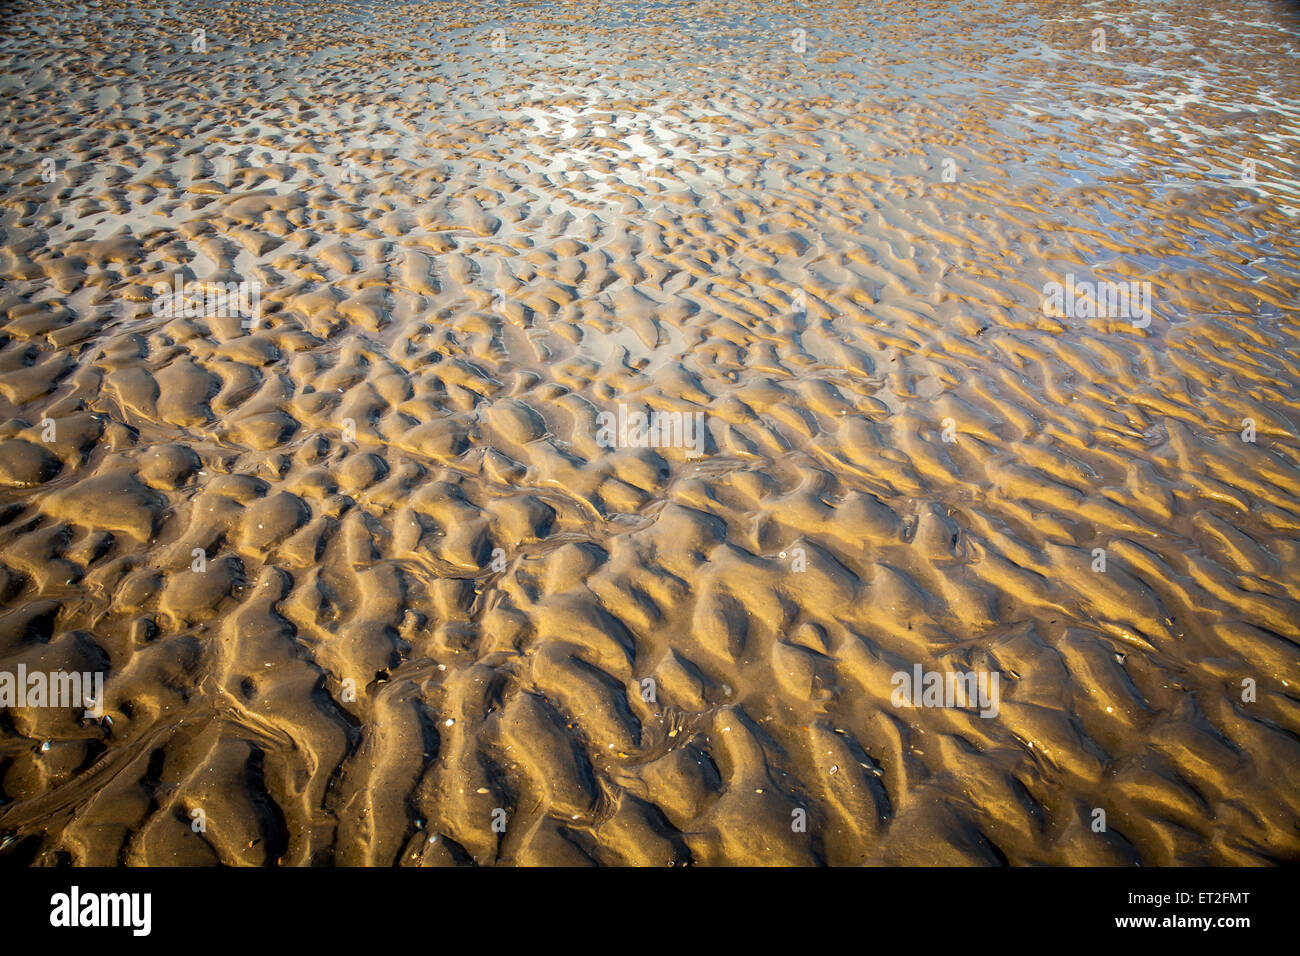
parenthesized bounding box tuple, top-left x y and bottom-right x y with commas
(0, 0, 1298, 865)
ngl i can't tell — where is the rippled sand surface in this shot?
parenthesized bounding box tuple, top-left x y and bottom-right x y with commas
(1, 0, 1298, 865)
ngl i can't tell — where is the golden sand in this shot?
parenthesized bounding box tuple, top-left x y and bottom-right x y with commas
(0, 0, 1298, 865)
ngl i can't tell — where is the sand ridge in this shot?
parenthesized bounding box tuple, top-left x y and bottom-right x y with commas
(0, 0, 1298, 865)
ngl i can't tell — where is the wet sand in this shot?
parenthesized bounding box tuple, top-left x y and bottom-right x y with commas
(0, 0, 1298, 865)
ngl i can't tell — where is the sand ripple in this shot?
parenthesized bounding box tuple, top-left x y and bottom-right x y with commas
(1, 0, 1298, 864)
